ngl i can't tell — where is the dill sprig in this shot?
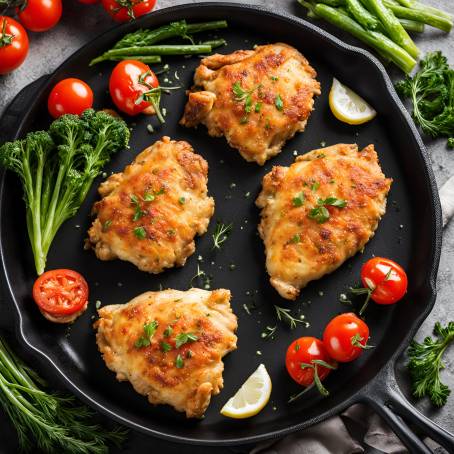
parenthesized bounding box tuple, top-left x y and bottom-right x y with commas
(0, 337, 127, 453)
(274, 305, 308, 329)
(407, 321, 454, 407)
(212, 221, 233, 250)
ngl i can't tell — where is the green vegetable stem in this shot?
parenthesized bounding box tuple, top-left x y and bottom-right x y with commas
(0, 109, 130, 275)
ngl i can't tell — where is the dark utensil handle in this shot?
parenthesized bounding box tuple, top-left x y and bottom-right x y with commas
(0, 75, 49, 143)
(356, 361, 454, 453)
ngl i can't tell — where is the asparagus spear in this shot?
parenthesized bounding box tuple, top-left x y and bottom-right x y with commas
(108, 55, 162, 64)
(312, 3, 416, 72)
(91, 20, 228, 65)
(398, 18, 424, 32)
(361, 0, 419, 58)
(90, 42, 225, 66)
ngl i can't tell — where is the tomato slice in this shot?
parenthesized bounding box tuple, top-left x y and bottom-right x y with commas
(32, 269, 89, 316)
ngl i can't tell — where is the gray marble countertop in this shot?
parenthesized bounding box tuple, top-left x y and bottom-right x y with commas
(0, 0, 453, 451)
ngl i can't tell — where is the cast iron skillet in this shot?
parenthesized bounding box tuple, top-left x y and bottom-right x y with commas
(0, 3, 452, 452)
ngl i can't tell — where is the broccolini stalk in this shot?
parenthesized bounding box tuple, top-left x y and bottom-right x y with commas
(0, 109, 130, 274)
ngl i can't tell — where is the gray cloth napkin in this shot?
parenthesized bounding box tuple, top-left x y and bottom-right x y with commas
(252, 176, 454, 454)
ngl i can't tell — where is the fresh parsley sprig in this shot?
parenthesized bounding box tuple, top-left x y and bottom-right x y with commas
(407, 321, 454, 407)
(232, 82, 262, 124)
(396, 51, 454, 148)
(308, 197, 347, 224)
(135, 320, 159, 348)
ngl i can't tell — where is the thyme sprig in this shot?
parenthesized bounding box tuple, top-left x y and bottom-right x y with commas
(274, 305, 308, 329)
(212, 221, 233, 250)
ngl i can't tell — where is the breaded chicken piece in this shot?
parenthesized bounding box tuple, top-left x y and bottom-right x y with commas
(87, 137, 214, 273)
(256, 144, 392, 300)
(180, 43, 321, 165)
(94, 288, 237, 418)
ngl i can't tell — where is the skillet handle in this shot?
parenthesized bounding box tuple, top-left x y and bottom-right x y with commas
(0, 75, 49, 143)
(356, 361, 454, 453)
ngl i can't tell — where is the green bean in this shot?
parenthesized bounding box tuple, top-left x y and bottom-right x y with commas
(313, 4, 416, 73)
(398, 18, 424, 33)
(383, 0, 452, 31)
(394, 0, 412, 7)
(346, 0, 380, 29)
(362, 0, 419, 58)
(198, 39, 227, 49)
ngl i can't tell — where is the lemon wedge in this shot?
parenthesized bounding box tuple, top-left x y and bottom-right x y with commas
(220, 364, 272, 419)
(329, 78, 376, 125)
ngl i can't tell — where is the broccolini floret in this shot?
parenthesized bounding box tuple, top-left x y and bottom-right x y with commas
(0, 109, 130, 274)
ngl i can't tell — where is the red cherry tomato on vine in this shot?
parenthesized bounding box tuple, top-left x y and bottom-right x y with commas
(361, 257, 408, 305)
(323, 313, 371, 363)
(101, 0, 156, 23)
(48, 78, 94, 118)
(0, 16, 29, 75)
(17, 0, 62, 32)
(109, 60, 159, 116)
(286, 337, 336, 396)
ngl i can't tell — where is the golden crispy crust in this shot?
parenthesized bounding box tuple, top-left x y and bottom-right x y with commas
(256, 143, 392, 299)
(94, 288, 237, 418)
(87, 137, 214, 273)
(180, 43, 321, 165)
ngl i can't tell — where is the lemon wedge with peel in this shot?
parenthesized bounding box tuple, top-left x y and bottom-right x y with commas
(329, 78, 376, 125)
(220, 364, 272, 419)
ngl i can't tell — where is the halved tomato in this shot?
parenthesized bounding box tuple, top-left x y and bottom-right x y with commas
(32, 269, 89, 316)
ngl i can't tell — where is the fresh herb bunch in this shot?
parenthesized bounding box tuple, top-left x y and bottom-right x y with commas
(0, 109, 130, 275)
(396, 51, 454, 147)
(0, 337, 127, 453)
(407, 321, 454, 407)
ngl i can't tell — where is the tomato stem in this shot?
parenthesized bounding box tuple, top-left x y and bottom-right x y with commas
(351, 333, 374, 349)
(0, 18, 13, 48)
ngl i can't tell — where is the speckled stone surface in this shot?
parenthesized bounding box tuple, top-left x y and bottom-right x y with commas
(0, 1, 453, 452)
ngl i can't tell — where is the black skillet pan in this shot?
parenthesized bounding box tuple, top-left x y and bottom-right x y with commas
(0, 3, 452, 452)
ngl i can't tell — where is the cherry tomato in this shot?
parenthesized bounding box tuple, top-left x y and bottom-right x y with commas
(285, 337, 336, 395)
(17, 0, 62, 32)
(361, 257, 408, 305)
(101, 0, 156, 23)
(109, 60, 159, 116)
(0, 16, 29, 75)
(33, 269, 89, 316)
(323, 313, 371, 363)
(48, 78, 94, 118)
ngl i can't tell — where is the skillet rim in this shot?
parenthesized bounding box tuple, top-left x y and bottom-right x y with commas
(0, 2, 443, 445)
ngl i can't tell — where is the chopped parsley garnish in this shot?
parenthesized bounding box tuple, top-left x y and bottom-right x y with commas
(275, 94, 284, 111)
(255, 102, 262, 113)
(131, 194, 146, 221)
(270, 75, 279, 81)
(311, 182, 320, 191)
(178, 196, 186, 205)
(265, 118, 271, 130)
(161, 341, 172, 352)
(308, 197, 347, 224)
(143, 193, 155, 202)
(133, 226, 147, 239)
(175, 332, 198, 348)
(232, 81, 262, 124)
(135, 320, 158, 348)
(290, 234, 301, 244)
(163, 326, 173, 337)
(175, 354, 184, 368)
(292, 192, 305, 207)
(102, 220, 112, 232)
